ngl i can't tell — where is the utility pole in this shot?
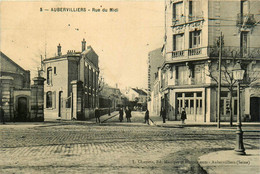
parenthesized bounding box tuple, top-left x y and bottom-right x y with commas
(217, 32, 224, 128)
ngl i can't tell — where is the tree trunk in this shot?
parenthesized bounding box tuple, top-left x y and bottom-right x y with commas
(229, 89, 233, 127)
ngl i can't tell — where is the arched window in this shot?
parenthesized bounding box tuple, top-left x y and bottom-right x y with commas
(46, 91, 52, 108)
(47, 67, 52, 85)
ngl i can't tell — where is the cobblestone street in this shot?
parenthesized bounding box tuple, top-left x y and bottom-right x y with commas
(0, 111, 259, 174)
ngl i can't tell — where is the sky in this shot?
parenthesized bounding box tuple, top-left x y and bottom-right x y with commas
(0, 0, 164, 89)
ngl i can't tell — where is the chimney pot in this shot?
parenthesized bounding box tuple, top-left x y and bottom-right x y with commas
(57, 43, 61, 56)
(82, 38, 86, 52)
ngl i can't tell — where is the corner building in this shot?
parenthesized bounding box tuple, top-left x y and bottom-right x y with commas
(42, 39, 99, 120)
(161, 0, 260, 122)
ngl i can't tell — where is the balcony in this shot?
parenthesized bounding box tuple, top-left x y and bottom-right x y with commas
(169, 46, 260, 60)
(171, 47, 205, 59)
(208, 46, 260, 59)
(237, 13, 256, 27)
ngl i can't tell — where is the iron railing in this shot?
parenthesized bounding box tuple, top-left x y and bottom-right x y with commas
(171, 46, 260, 59)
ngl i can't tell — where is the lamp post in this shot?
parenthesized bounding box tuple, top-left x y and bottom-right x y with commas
(232, 61, 246, 155)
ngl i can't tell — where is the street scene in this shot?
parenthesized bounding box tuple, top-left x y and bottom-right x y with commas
(0, 111, 259, 173)
(1, 0, 260, 173)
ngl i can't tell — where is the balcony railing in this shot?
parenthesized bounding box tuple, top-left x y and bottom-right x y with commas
(188, 47, 202, 56)
(237, 13, 256, 26)
(208, 46, 260, 59)
(172, 50, 184, 58)
(171, 47, 205, 58)
(170, 46, 260, 59)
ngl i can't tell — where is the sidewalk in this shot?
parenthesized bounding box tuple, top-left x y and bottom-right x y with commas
(198, 149, 260, 174)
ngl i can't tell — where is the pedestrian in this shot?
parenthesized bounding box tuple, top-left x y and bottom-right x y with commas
(119, 107, 124, 122)
(160, 107, 166, 123)
(95, 107, 100, 123)
(125, 106, 132, 122)
(144, 109, 149, 125)
(181, 108, 187, 124)
(0, 105, 5, 124)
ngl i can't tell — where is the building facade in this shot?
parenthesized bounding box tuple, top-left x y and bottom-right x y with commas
(0, 52, 45, 122)
(42, 39, 99, 120)
(147, 48, 164, 113)
(155, 0, 260, 122)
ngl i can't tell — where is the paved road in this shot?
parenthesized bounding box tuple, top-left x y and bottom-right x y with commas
(0, 111, 259, 174)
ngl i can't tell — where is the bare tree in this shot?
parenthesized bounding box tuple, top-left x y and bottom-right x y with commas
(205, 59, 259, 126)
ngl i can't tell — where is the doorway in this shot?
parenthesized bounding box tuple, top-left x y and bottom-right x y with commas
(18, 97, 28, 121)
(250, 97, 260, 122)
(58, 91, 63, 117)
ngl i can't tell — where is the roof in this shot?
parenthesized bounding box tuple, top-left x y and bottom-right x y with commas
(132, 88, 147, 96)
(0, 51, 28, 73)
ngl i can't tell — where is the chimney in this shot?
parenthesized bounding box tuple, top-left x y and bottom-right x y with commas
(57, 43, 61, 56)
(82, 38, 86, 52)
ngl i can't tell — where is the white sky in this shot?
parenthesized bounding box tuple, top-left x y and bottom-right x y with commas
(0, 1, 164, 89)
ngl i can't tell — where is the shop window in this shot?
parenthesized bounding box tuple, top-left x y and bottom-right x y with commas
(197, 92, 202, 97)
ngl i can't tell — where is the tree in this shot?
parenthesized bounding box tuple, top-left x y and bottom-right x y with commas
(205, 59, 259, 126)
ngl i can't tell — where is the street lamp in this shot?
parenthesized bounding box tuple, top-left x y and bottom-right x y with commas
(232, 61, 246, 155)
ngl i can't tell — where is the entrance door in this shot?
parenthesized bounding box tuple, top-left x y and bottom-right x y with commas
(250, 97, 260, 122)
(18, 97, 28, 121)
(58, 91, 63, 117)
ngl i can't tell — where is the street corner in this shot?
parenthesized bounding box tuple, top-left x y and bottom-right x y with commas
(198, 150, 260, 174)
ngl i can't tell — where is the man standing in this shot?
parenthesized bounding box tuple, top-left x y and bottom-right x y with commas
(181, 108, 187, 124)
(0, 105, 5, 124)
(95, 107, 100, 123)
(160, 107, 166, 123)
(125, 106, 132, 122)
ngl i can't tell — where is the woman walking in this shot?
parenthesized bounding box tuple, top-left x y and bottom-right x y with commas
(144, 109, 149, 125)
(181, 108, 187, 124)
(119, 107, 124, 122)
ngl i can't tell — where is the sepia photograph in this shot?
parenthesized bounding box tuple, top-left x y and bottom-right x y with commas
(0, 0, 260, 173)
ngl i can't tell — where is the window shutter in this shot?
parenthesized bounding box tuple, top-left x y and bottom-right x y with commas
(173, 35, 176, 51)
(189, 32, 193, 48)
(173, 4, 176, 20)
(189, 1, 192, 16)
(52, 91, 56, 109)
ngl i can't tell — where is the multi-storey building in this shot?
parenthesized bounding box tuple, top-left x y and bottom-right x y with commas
(147, 48, 164, 113)
(159, 0, 260, 122)
(42, 39, 99, 120)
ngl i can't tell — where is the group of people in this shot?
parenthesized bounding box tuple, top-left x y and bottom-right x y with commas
(160, 107, 187, 124)
(119, 106, 132, 122)
(94, 106, 187, 125)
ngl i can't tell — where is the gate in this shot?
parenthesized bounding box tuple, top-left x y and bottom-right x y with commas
(17, 97, 28, 121)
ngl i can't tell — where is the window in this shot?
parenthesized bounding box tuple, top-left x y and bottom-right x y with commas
(189, 30, 201, 48)
(173, 34, 184, 51)
(176, 66, 188, 85)
(194, 64, 205, 84)
(46, 91, 52, 108)
(188, 0, 202, 21)
(47, 67, 52, 85)
(173, 2, 184, 24)
(241, 0, 249, 15)
(54, 67, 57, 74)
(240, 31, 248, 56)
